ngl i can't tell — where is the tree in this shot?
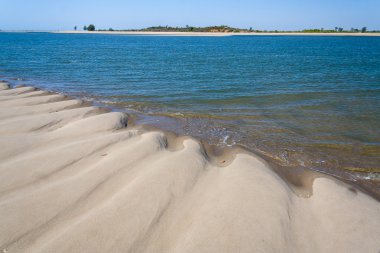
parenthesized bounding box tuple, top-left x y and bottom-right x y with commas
(108, 28, 114, 31)
(87, 24, 95, 31)
(361, 27, 367, 33)
(338, 27, 343, 32)
(83, 26, 87, 31)
(249, 27, 253, 32)
(74, 26, 77, 31)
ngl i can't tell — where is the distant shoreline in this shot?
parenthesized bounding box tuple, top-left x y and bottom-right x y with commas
(53, 30, 380, 37)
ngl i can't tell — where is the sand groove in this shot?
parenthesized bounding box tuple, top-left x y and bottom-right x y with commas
(0, 85, 379, 253)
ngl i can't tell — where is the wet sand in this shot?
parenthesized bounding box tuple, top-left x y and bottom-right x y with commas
(0, 81, 379, 252)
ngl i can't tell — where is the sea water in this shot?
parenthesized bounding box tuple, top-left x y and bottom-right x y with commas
(1, 32, 379, 185)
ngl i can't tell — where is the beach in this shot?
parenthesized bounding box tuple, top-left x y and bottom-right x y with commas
(53, 30, 380, 36)
(2, 32, 380, 194)
(0, 82, 379, 252)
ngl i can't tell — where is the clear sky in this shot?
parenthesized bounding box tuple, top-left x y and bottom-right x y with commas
(1, 0, 380, 31)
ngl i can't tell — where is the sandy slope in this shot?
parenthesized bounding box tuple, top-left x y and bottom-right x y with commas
(0, 83, 379, 253)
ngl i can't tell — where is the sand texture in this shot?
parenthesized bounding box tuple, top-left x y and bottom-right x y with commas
(0, 84, 379, 253)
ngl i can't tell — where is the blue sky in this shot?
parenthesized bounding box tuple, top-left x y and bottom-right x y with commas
(1, 0, 380, 30)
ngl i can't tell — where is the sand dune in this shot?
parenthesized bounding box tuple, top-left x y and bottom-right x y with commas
(0, 83, 379, 253)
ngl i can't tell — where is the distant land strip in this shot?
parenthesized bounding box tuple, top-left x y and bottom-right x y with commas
(3, 25, 380, 36)
(55, 25, 380, 36)
(53, 30, 380, 37)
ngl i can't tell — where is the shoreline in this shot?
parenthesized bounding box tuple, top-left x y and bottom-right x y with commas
(1, 80, 319, 196)
(1, 78, 379, 201)
(53, 30, 380, 36)
(0, 81, 379, 252)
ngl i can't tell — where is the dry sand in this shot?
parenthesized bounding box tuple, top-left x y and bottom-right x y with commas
(0, 82, 379, 253)
(54, 30, 380, 37)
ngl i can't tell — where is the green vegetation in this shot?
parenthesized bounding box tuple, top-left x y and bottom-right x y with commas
(97, 25, 250, 33)
(302, 29, 336, 33)
(302, 27, 372, 33)
(139, 25, 248, 33)
(89, 25, 380, 33)
(87, 24, 96, 31)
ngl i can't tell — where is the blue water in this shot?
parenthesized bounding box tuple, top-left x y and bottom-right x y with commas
(1, 32, 380, 178)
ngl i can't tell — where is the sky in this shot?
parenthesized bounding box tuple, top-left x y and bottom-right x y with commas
(1, 0, 380, 31)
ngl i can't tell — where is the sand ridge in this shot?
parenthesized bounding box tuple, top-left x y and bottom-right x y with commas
(0, 83, 379, 253)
